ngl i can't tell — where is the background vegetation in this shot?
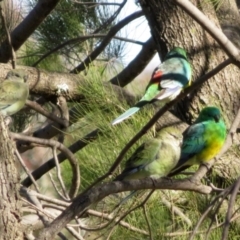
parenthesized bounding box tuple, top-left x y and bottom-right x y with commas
(0, 0, 240, 239)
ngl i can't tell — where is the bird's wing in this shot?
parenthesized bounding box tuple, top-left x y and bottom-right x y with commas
(123, 138, 162, 173)
(144, 58, 190, 102)
(173, 122, 207, 169)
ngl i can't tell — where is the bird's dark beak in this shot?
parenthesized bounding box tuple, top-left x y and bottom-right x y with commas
(214, 115, 220, 122)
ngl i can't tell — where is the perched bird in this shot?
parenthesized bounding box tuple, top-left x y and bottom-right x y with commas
(111, 47, 192, 125)
(169, 107, 226, 176)
(0, 69, 29, 116)
(115, 126, 183, 181)
(113, 127, 183, 207)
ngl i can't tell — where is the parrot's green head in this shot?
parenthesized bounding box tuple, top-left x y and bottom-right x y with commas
(195, 107, 222, 123)
(165, 47, 188, 61)
(157, 126, 183, 141)
(6, 69, 28, 82)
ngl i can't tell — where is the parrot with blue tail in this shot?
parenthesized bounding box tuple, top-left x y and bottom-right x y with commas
(111, 47, 192, 125)
(168, 106, 226, 176)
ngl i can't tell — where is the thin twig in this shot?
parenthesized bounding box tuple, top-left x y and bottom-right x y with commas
(220, 107, 240, 154)
(161, 192, 192, 227)
(52, 147, 70, 200)
(86, 209, 149, 235)
(26, 100, 68, 128)
(106, 190, 154, 239)
(189, 185, 233, 240)
(142, 204, 153, 240)
(12, 133, 80, 198)
(70, 11, 144, 73)
(20, 187, 69, 207)
(221, 177, 240, 240)
(15, 149, 40, 192)
(48, 172, 69, 202)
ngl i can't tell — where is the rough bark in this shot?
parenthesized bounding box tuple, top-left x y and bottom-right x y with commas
(0, 115, 23, 239)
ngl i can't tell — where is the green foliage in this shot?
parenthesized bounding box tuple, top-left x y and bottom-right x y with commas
(29, 0, 95, 48)
(22, 0, 125, 71)
(62, 65, 154, 189)
(202, 0, 224, 10)
(19, 41, 65, 71)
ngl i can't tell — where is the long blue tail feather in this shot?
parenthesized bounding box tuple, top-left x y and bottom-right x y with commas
(111, 107, 140, 125)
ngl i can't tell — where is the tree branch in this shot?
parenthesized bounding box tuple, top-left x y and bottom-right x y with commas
(37, 178, 212, 239)
(0, 0, 61, 62)
(70, 11, 144, 73)
(109, 37, 157, 87)
(12, 133, 80, 198)
(32, 34, 144, 67)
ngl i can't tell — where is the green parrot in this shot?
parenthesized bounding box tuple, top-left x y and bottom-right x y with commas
(115, 126, 183, 181)
(111, 47, 192, 125)
(113, 127, 183, 206)
(0, 70, 29, 116)
(169, 106, 226, 176)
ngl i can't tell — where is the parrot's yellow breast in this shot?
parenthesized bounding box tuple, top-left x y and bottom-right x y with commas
(197, 141, 224, 163)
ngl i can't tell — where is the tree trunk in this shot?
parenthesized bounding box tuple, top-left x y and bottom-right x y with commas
(0, 115, 23, 239)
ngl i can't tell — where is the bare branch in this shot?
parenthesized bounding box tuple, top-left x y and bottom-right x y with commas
(142, 203, 153, 240)
(21, 128, 99, 188)
(52, 147, 70, 200)
(0, 0, 61, 62)
(12, 133, 80, 198)
(161, 193, 192, 227)
(37, 178, 211, 239)
(221, 177, 240, 240)
(86, 209, 149, 235)
(70, 11, 144, 73)
(32, 34, 144, 67)
(26, 100, 68, 128)
(15, 149, 40, 192)
(109, 37, 157, 87)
